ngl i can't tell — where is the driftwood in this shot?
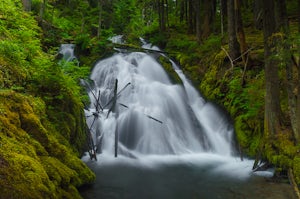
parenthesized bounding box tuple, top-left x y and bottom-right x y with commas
(103, 82, 131, 110)
(85, 78, 163, 159)
(83, 81, 103, 161)
(87, 127, 97, 161)
(252, 161, 271, 172)
(113, 79, 119, 158)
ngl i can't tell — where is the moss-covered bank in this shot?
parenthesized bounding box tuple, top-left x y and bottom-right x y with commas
(0, 1, 95, 198)
(0, 91, 95, 198)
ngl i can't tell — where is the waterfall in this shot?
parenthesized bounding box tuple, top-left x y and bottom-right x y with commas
(59, 44, 77, 62)
(80, 38, 277, 199)
(85, 39, 235, 157)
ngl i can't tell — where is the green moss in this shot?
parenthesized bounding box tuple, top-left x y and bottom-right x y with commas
(41, 156, 77, 187)
(234, 114, 264, 157)
(293, 156, 300, 184)
(0, 136, 55, 198)
(158, 56, 183, 84)
(0, 91, 95, 198)
(199, 62, 220, 100)
(0, 1, 95, 197)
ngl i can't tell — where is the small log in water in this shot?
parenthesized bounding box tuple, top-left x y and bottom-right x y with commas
(104, 82, 131, 110)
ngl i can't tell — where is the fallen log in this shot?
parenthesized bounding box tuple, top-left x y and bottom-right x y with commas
(113, 43, 174, 55)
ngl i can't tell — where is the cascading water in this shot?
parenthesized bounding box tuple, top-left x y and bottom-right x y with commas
(59, 44, 77, 62)
(80, 38, 287, 199)
(85, 43, 234, 157)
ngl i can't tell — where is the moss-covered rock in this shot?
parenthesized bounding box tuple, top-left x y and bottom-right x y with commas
(158, 56, 183, 84)
(0, 91, 95, 198)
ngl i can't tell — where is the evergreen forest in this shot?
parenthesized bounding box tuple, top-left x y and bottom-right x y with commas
(0, 0, 300, 198)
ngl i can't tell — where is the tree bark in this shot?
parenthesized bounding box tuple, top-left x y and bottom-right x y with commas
(235, 0, 247, 58)
(227, 0, 240, 60)
(195, 0, 201, 41)
(202, 0, 216, 39)
(22, 0, 31, 12)
(165, 0, 169, 28)
(275, 0, 297, 138)
(179, 0, 185, 22)
(188, 0, 194, 33)
(299, 0, 300, 33)
(220, 0, 227, 37)
(263, 0, 281, 136)
(157, 0, 167, 32)
(253, 0, 263, 29)
(97, 0, 102, 38)
(297, 51, 300, 142)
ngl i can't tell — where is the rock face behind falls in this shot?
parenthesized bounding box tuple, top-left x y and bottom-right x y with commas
(0, 90, 95, 199)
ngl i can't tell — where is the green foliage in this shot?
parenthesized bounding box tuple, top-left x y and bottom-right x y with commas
(145, 27, 169, 48)
(199, 35, 222, 54)
(0, 1, 96, 197)
(59, 60, 89, 80)
(0, 3, 41, 68)
(293, 156, 300, 184)
(112, 0, 135, 33)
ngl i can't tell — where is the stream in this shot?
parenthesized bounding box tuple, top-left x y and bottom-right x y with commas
(59, 39, 296, 199)
(80, 154, 295, 199)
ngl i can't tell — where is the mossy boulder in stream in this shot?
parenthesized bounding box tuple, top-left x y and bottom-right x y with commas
(0, 90, 95, 198)
(158, 56, 183, 84)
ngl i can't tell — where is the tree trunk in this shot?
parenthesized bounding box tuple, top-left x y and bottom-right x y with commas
(165, 0, 169, 28)
(263, 0, 281, 136)
(227, 0, 240, 60)
(185, 0, 188, 23)
(179, 0, 185, 22)
(188, 0, 194, 33)
(275, 0, 297, 138)
(220, 0, 227, 37)
(97, 0, 102, 38)
(299, 0, 300, 32)
(253, 0, 263, 29)
(40, 0, 46, 19)
(195, 0, 201, 41)
(22, 0, 31, 12)
(235, 0, 247, 58)
(157, 0, 167, 32)
(202, 0, 216, 39)
(297, 53, 300, 142)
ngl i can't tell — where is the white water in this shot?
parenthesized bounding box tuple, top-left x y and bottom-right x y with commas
(86, 46, 235, 157)
(59, 44, 77, 62)
(80, 40, 278, 198)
